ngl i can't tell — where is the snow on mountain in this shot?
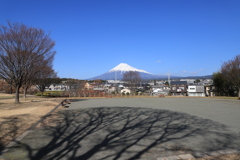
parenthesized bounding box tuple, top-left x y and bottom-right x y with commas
(88, 63, 168, 80)
(108, 63, 151, 74)
(87, 63, 212, 80)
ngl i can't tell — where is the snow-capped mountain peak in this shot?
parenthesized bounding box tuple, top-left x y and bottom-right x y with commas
(87, 63, 168, 80)
(108, 63, 151, 74)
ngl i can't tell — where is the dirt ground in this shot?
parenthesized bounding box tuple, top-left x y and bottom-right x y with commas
(0, 94, 63, 150)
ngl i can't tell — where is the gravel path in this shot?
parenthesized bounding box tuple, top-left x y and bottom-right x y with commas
(2, 97, 240, 160)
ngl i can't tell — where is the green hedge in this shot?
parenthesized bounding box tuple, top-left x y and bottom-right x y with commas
(36, 91, 63, 97)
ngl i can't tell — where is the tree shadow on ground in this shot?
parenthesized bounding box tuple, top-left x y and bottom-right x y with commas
(3, 107, 240, 160)
(69, 99, 89, 102)
(0, 114, 30, 151)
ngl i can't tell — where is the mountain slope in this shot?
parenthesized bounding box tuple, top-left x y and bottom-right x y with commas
(108, 63, 151, 74)
(87, 63, 212, 80)
(88, 63, 167, 80)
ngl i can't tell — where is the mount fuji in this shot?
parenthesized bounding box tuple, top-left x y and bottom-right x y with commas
(88, 63, 168, 80)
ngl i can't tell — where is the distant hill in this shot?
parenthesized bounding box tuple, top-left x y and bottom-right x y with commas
(174, 75, 213, 79)
(88, 63, 212, 80)
(88, 63, 170, 80)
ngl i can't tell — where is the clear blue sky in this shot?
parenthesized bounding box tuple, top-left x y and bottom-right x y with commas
(1, 0, 240, 79)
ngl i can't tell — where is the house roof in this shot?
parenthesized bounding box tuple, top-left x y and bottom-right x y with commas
(171, 81, 187, 85)
(188, 84, 204, 87)
(152, 85, 168, 88)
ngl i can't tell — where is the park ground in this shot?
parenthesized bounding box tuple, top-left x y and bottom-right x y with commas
(0, 93, 63, 150)
(0, 93, 239, 160)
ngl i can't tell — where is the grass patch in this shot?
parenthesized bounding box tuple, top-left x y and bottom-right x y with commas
(36, 91, 64, 97)
(2, 147, 28, 160)
(0, 93, 15, 99)
(0, 96, 14, 99)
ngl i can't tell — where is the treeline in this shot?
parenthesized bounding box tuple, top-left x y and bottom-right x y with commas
(212, 55, 240, 97)
(0, 77, 108, 97)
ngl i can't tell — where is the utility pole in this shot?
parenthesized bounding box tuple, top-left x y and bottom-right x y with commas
(168, 71, 171, 88)
(115, 71, 117, 83)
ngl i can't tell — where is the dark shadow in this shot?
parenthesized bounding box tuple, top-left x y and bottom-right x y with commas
(3, 107, 240, 160)
(69, 99, 89, 102)
(0, 114, 30, 151)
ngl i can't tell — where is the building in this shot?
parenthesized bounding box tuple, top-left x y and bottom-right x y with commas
(170, 81, 187, 96)
(151, 85, 170, 96)
(205, 85, 217, 97)
(120, 88, 131, 94)
(46, 84, 68, 91)
(188, 85, 205, 97)
(180, 79, 195, 84)
(84, 82, 92, 90)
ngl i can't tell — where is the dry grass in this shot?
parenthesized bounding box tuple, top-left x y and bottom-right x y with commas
(0, 93, 14, 99)
(0, 94, 63, 149)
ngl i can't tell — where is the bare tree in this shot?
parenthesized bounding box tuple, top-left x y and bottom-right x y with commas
(77, 80, 87, 97)
(93, 79, 103, 96)
(221, 54, 240, 98)
(122, 71, 141, 92)
(66, 79, 78, 92)
(0, 22, 56, 103)
(34, 66, 59, 96)
(23, 56, 55, 98)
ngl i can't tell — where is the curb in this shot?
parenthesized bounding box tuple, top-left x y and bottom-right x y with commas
(0, 99, 67, 155)
(157, 149, 240, 160)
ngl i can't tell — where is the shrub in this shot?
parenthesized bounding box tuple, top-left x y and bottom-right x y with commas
(36, 91, 63, 97)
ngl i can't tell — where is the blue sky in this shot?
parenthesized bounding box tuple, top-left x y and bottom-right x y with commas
(1, 0, 240, 79)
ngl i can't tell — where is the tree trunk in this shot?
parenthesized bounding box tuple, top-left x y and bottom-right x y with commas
(238, 88, 240, 100)
(23, 86, 28, 99)
(15, 86, 20, 104)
